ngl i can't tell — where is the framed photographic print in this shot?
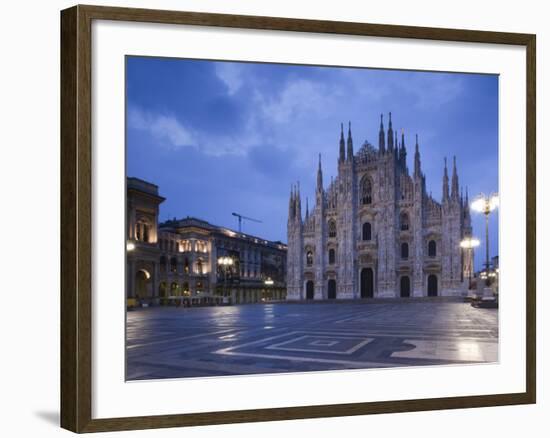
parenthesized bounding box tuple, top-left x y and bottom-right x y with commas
(60, 4, 536, 433)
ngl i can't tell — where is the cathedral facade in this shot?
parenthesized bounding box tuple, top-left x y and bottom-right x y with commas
(286, 113, 473, 300)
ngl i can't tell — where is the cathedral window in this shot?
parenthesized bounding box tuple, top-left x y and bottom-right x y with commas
(328, 220, 337, 238)
(328, 248, 336, 265)
(400, 212, 410, 231)
(401, 242, 409, 259)
(428, 240, 437, 257)
(306, 250, 313, 266)
(362, 222, 372, 241)
(361, 177, 373, 205)
(170, 257, 178, 273)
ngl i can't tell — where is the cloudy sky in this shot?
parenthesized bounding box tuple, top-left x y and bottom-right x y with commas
(126, 56, 499, 271)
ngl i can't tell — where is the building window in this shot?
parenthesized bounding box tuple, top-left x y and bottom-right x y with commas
(160, 256, 167, 273)
(401, 242, 409, 259)
(182, 282, 190, 296)
(306, 250, 313, 266)
(328, 248, 336, 265)
(361, 177, 373, 205)
(428, 240, 437, 257)
(184, 258, 189, 274)
(170, 257, 177, 273)
(400, 212, 409, 231)
(197, 259, 203, 275)
(136, 221, 149, 242)
(362, 222, 372, 241)
(328, 220, 337, 238)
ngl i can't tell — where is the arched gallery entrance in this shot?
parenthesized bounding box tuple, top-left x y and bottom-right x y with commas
(400, 276, 411, 297)
(327, 279, 337, 299)
(135, 269, 151, 299)
(360, 268, 374, 298)
(427, 274, 438, 297)
(305, 280, 314, 300)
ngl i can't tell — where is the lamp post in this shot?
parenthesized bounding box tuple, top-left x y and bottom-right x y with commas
(263, 277, 274, 302)
(470, 193, 498, 285)
(217, 256, 233, 304)
(460, 236, 480, 289)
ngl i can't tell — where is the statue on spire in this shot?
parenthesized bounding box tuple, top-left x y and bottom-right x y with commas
(387, 112, 394, 151)
(347, 121, 354, 162)
(451, 156, 459, 201)
(414, 133, 421, 177)
(442, 157, 450, 201)
(317, 153, 323, 193)
(339, 123, 345, 163)
(379, 113, 386, 153)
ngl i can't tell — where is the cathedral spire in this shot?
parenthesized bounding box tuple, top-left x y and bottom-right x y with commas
(451, 155, 459, 201)
(296, 180, 302, 220)
(379, 113, 386, 153)
(339, 123, 345, 163)
(305, 197, 309, 219)
(442, 157, 450, 202)
(399, 128, 407, 168)
(288, 184, 295, 220)
(387, 112, 394, 151)
(414, 133, 421, 177)
(317, 153, 323, 193)
(346, 121, 354, 162)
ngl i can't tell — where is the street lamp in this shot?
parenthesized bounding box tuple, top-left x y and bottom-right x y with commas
(471, 193, 498, 285)
(126, 241, 136, 251)
(262, 277, 274, 302)
(217, 256, 233, 303)
(460, 236, 480, 289)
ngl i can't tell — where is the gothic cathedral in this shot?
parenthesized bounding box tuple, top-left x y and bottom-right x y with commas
(286, 113, 473, 300)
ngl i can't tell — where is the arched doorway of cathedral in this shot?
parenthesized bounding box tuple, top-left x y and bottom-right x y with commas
(360, 268, 374, 298)
(427, 274, 438, 297)
(135, 269, 152, 299)
(305, 280, 314, 300)
(400, 276, 411, 297)
(327, 279, 337, 299)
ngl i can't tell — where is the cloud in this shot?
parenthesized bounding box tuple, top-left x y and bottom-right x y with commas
(128, 104, 264, 157)
(214, 62, 244, 95)
(259, 79, 337, 124)
(403, 73, 464, 110)
(128, 107, 196, 150)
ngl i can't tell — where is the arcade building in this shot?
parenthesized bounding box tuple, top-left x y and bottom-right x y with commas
(126, 177, 287, 307)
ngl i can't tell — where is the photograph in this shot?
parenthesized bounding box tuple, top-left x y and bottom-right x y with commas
(124, 57, 500, 381)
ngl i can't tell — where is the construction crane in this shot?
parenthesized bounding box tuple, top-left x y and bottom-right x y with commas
(232, 212, 262, 233)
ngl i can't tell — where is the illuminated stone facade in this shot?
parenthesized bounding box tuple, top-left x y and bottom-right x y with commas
(126, 177, 287, 306)
(286, 114, 474, 300)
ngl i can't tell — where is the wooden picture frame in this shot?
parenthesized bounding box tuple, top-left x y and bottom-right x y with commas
(60, 4, 536, 433)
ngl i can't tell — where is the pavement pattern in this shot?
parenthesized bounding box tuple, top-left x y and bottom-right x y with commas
(126, 299, 498, 380)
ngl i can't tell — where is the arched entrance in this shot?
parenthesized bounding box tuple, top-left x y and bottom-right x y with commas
(135, 269, 151, 299)
(327, 279, 337, 299)
(158, 282, 167, 305)
(428, 274, 438, 297)
(360, 268, 374, 298)
(305, 280, 314, 300)
(400, 276, 411, 297)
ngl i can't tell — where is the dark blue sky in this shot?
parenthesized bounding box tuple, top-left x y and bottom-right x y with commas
(126, 57, 499, 271)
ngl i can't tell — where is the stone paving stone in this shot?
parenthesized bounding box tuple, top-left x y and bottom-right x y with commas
(126, 300, 498, 380)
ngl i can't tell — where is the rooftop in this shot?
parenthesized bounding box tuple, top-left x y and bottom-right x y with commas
(159, 216, 287, 251)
